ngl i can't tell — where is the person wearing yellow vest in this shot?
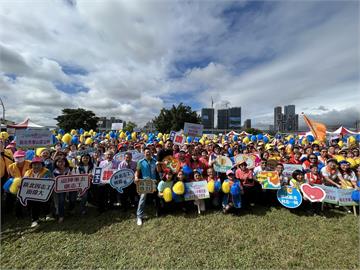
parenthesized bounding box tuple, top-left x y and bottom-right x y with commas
(24, 157, 52, 228)
(6, 150, 31, 218)
(1, 140, 14, 224)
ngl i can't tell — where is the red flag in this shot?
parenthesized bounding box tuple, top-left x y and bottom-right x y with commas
(302, 113, 327, 141)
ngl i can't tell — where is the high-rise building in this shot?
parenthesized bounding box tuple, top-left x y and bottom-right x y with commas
(244, 119, 251, 129)
(201, 108, 215, 129)
(217, 109, 229, 129)
(274, 106, 284, 132)
(228, 107, 241, 129)
(274, 105, 298, 132)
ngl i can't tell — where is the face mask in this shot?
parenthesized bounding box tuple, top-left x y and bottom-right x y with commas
(15, 157, 25, 163)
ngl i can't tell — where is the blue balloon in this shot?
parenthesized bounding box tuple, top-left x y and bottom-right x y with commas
(110, 131, 116, 139)
(230, 182, 240, 196)
(251, 135, 257, 142)
(26, 150, 35, 161)
(194, 137, 199, 143)
(58, 129, 65, 135)
(3, 178, 13, 193)
(275, 134, 282, 139)
(257, 134, 263, 141)
(247, 135, 252, 139)
(351, 190, 360, 202)
(182, 165, 192, 176)
(289, 138, 295, 145)
(356, 134, 360, 142)
(263, 136, 269, 143)
(126, 131, 130, 136)
(127, 135, 131, 140)
(233, 135, 238, 141)
(306, 135, 314, 142)
(214, 180, 222, 192)
(51, 134, 57, 144)
(79, 128, 84, 134)
(71, 136, 79, 145)
(187, 136, 192, 143)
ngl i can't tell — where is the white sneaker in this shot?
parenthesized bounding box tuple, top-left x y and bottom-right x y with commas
(31, 221, 39, 228)
(45, 215, 52, 221)
(136, 218, 142, 226)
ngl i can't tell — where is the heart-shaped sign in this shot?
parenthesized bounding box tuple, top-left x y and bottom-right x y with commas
(300, 184, 326, 202)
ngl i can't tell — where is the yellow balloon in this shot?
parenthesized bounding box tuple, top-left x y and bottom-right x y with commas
(199, 139, 204, 145)
(80, 135, 85, 143)
(338, 141, 344, 147)
(157, 133, 163, 139)
(301, 138, 308, 145)
(85, 138, 93, 145)
(0, 131, 9, 141)
(346, 158, 356, 168)
(163, 187, 172, 202)
(10, 177, 22, 194)
(348, 136, 356, 144)
(243, 137, 250, 144)
(143, 134, 148, 141)
(222, 181, 230, 194)
(62, 133, 71, 145)
(205, 140, 211, 145)
(335, 155, 345, 163)
(120, 132, 126, 139)
(173, 181, 185, 195)
(84, 131, 89, 137)
(131, 132, 137, 140)
(106, 134, 110, 139)
(355, 158, 360, 165)
(56, 134, 62, 140)
(70, 129, 77, 135)
(36, 147, 46, 157)
(207, 180, 215, 193)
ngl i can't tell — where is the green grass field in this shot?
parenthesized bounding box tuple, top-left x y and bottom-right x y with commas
(1, 205, 359, 269)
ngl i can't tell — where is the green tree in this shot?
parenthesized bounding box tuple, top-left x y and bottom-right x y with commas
(123, 121, 137, 133)
(153, 103, 201, 133)
(55, 108, 99, 132)
(244, 128, 263, 135)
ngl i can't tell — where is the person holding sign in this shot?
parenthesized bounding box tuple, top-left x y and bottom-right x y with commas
(7, 150, 31, 218)
(192, 170, 206, 214)
(135, 147, 159, 226)
(24, 157, 52, 227)
(75, 154, 94, 215)
(118, 152, 138, 211)
(235, 160, 258, 208)
(53, 157, 75, 223)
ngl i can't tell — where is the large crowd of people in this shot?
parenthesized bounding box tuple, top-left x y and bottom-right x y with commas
(1, 130, 359, 227)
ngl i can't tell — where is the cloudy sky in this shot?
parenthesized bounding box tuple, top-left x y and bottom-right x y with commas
(1, 0, 359, 129)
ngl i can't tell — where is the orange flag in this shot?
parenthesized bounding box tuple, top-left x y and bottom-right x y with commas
(302, 113, 327, 141)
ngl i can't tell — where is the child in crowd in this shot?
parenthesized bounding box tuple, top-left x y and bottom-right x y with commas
(222, 170, 243, 214)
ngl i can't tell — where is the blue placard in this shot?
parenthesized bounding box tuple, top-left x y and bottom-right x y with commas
(277, 186, 302, 209)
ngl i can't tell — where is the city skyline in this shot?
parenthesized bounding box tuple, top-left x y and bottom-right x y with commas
(1, 1, 359, 128)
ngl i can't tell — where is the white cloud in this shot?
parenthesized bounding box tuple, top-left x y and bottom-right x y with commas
(0, 0, 358, 128)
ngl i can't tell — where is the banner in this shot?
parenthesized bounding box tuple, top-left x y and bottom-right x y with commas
(111, 123, 123, 130)
(234, 154, 257, 168)
(277, 186, 302, 208)
(184, 181, 210, 201)
(313, 185, 358, 206)
(114, 150, 144, 163)
(169, 131, 176, 142)
(183, 122, 203, 137)
(55, 174, 90, 196)
(15, 128, 52, 147)
(256, 171, 281, 189)
(283, 164, 303, 179)
(109, 169, 134, 193)
(93, 167, 117, 184)
(136, 179, 157, 194)
(214, 156, 233, 173)
(17, 178, 55, 206)
(314, 185, 339, 204)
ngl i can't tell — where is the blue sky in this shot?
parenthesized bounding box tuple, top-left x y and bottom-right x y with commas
(0, 0, 359, 128)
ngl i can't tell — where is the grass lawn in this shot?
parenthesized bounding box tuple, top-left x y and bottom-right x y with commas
(1, 204, 359, 269)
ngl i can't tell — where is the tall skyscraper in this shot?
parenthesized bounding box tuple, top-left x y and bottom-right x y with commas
(244, 119, 251, 129)
(217, 109, 229, 129)
(228, 107, 241, 129)
(201, 108, 215, 129)
(274, 106, 284, 132)
(274, 105, 298, 132)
